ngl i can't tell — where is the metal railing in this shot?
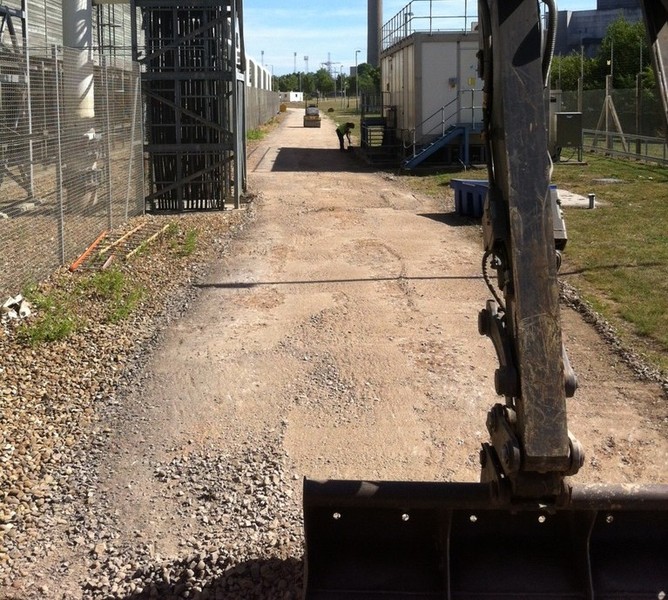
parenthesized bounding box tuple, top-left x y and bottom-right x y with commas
(381, 0, 478, 51)
(581, 129, 668, 165)
(1, 46, 144, 299)
(405, 90, 482, 158)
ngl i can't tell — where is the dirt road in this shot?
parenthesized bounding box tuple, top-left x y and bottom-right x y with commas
(105, 105, 666, 567)
(8, 108, 666, 598)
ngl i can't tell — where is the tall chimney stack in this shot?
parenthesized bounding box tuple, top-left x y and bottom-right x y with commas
(367, 0, 382, 67)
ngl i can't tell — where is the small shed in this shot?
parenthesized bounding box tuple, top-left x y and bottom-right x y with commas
(377, 3, 485, 167)
(381, 32, 483, 151)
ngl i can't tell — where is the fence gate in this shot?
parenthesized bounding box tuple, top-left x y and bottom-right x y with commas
(131, 0, 246, 211)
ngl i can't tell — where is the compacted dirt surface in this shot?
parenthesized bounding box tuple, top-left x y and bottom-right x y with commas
(1, 108, 666, 599)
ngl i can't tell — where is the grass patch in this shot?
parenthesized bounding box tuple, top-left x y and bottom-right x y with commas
(247, 128, 265, 141)
(164, 222, 179, 238)
(397, 153, 668, 372)
(18, 287, 78, 344)
(167, 224, 199, 257)
(247, 116, 283, 142)
(18, 267, 145, 344)
(80, 269, 145, 324)
(179, 229, 198, 257)
(555, 155, 668, 369)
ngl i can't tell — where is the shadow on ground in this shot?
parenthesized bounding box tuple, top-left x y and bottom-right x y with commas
(271, 147, 368, 172)
(115, 557, 303, 600)
(418, 212, 479, 227)
(195, 272, 484, 291)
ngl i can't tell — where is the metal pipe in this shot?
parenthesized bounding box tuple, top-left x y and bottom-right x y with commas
(22, 0, 35, 200)
(106, 62, 114, 227)
(125, 69, 140, 220)
(62, 0, 94, 119)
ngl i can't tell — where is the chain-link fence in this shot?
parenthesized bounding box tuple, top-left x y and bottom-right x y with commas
(1, 46, 144, 300)
(559, 85, 667, 162)
(561, 87, 664, 138)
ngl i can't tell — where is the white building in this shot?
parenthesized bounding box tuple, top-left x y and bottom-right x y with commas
(373, 2, 485, 166)
(280, 92, 304, 103)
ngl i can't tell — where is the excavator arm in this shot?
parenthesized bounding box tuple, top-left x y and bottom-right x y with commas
(476, 0, 582, 503)
(302, 2, 668, 598)
(641, 0, 668, 132)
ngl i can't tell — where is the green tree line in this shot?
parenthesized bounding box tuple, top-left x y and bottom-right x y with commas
(273, 63, 380, 97)
(551, 17, 665, 136)
(550, 17, 654, 91)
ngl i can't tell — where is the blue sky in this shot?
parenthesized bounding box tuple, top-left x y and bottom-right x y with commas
(244, 1, 597, 76)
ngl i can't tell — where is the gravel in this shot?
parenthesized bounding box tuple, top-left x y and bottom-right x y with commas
(560, 281, 668, 397)
(1, 195, 665, 599)
(0, 200, 303, 599)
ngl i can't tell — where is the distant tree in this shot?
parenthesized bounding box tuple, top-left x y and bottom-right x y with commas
(301, 73, 316, 95)
(356, 62, 380, 94)
(550, 52, 592, 91)
(594, 17, 650, 88)
(550, 18, 652, 92)
(314, 68, 334, 95)
(277, 73, 299, 92)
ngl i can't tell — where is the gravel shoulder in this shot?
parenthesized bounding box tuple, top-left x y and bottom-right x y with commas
(1, 108, 666, 599)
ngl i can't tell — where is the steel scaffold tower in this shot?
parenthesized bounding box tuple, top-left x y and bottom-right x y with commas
(131, 0, 246, 211)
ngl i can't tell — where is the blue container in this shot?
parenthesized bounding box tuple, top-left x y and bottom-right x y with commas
(450, 179, 489, 218)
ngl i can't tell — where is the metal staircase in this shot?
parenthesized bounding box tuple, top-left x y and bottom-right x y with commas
(402, 124, 467, 169)
(401, 94, 482, 169)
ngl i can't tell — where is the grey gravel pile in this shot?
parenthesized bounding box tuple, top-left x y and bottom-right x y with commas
(0, 206, 310, 599)
(76, 441, 303, 600)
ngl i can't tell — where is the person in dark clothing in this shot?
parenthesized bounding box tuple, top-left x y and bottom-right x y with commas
(336, 122, 355, 151)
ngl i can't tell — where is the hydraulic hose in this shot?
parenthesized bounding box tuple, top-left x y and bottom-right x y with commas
(541, 0, 558, 87)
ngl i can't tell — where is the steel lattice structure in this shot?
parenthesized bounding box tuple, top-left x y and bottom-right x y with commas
(131, 0, 246, 211)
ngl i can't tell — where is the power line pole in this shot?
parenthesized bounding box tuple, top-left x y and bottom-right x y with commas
(321, 52, 341, 77)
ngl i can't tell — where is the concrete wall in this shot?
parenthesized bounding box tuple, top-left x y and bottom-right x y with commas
(555, 7, 643, 57)
(245, 58, 272, 90)
(246, 87, 280, 131)
(598, 0, 639, 10)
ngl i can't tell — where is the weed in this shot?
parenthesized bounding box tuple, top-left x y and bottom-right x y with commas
(247, 129, 265, 141)
(180, 229, 198, 257)
(108, 286, 144, 324)
(18, 289, 78, 344)
(83, 269, 125, 300)
(81, 269, 145, 324)
(164, 222, 179, 238)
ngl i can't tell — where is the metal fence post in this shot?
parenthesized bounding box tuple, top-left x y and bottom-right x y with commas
(23, 0, 36, 200)
(103, 55, 114, 229)
(54, 46, 66, 264)
(126, 67, 140, 220)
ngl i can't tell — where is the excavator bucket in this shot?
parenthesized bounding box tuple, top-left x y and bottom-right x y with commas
(303, 479, 668, 600)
